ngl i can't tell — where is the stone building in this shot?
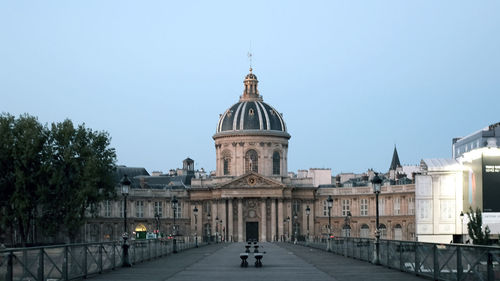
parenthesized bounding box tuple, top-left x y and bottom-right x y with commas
(86, 69, 416, 243)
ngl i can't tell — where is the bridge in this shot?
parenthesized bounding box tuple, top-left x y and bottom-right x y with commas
(1, 238, 499, 280)
(88, 242, 424, 281)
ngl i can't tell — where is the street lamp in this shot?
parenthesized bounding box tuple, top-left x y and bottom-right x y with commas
(344, 211, 352, 237)
(193, 206, 198, 247)
(306, 205, 311, 245)
(215, 216, 219, 243)
(120, 175, 131, 267)
(372, 173, 382, 265)
(154, 212, 161, 238)
(293, 212, 298, 244)
(219, 219, 223, 242)
(460, 211, 464, 243)
(207, 212, 211, 244)
(171, 195, 178, 253)
(327, 195, 333, 252)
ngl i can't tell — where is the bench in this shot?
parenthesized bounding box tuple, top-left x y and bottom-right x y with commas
(240, 253, 249, 267)
(254, 253, 263, 267)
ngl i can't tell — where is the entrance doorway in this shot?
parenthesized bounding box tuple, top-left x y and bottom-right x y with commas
(246, 222, 259, 242)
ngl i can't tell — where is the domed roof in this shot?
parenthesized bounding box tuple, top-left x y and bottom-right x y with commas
(214, 69, 289, 138)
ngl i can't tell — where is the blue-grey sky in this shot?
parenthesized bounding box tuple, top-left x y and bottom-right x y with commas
(1, 1, 499, 175)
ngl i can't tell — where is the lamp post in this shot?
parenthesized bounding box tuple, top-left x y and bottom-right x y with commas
(171, 195, 178, 253)
(306, 205, 311, 245)
(215, 216, 219, 243)
(120, 175, 131, 267)
(460, 211, 464, 243)
(344, 211, 352, 237)
(372, 173, 382, 265)
(220, 219, 223, 242)
(193, 206, 198, 247)
(293, 212, 298, 244)
(207, 212, 211, 244)
(327, 195, 333, 252)
(154, 212, 161, 238)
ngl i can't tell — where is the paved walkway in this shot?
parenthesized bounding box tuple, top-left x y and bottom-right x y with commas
(89, 242, 426, 281)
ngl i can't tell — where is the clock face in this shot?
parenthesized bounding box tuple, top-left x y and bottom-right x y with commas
(247, 176, 257, 186)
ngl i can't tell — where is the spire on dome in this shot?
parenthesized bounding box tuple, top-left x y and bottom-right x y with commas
(241, 68, 261, 101)
(389, 145, 402, 171)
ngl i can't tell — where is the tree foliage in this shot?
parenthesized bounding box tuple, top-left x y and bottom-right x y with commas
(466, 207, 491, 245)
(0, 114, 117, 245)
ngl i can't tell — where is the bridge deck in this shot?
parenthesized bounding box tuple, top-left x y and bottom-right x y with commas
(89, 242, 426, 281)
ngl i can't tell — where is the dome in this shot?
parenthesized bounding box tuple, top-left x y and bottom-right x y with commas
(214, 69, 289, 137)
(216, 100, 287, 133)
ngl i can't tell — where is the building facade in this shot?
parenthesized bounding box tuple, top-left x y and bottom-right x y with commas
(85, 69, 416, 243)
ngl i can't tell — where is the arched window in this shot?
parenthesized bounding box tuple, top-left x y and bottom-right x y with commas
(272, 151, 280, 175)
(360, 224, 370, 238)
(222, 151, 231, 175)
(245, 149, 258, 173)
(342, 225, 351, 237)
(394, 224, 402, 240)
(379, 224, 387, 239)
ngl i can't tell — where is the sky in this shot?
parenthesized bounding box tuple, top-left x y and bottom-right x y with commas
(1, 1, 499, 175)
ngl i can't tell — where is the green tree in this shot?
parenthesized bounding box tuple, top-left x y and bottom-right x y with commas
(0, 114, 49, 246)
(466, 207, 491, 245)
(40, 120, 117, 242)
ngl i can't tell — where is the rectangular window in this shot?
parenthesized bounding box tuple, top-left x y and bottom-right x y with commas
(360, 199, 368, 216)
(293, 200, 300, 215)
(342, 199, 350, 216)
(119, 201, 124, 218)
(174, 202, 182, 219)
(394, 197, 401, 215)
(323, 200, 328, 216)
(154, 201, 163, 217)
(408, 197, 415, 215)
(379, 198, 385, 216)
(104, 200, 111, 217)
(136, 201, 144, 218)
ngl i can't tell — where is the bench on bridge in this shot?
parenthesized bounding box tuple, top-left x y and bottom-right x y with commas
(240, 253, 249, 267)
(254, 253, 263, 267)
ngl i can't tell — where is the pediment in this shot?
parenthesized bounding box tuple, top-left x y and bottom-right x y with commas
(218, 172, 285, 189)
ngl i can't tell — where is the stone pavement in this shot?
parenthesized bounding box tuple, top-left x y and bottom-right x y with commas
(89, 242, 427, 281)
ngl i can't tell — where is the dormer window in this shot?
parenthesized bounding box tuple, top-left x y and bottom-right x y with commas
(249, 108, 254, 116)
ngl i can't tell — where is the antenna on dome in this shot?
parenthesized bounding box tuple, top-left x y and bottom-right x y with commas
(247, 41, 253, 71)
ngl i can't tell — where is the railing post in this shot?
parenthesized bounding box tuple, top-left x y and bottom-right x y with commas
(112, 242, 116, 270)
(386, 241, 390, 267)
(38, 248, 45, 281)
(83, 245, 88, 278)
(433, 244, 439, 280)
(456, 246, 462, 281)
(99, 243, 103, 274)
(487, 252, 494, 281)
(399, 241, 403, 271)
(63, 246, 69, 281)
(6, 251, 13, 281)
(414, 242, 419, 275)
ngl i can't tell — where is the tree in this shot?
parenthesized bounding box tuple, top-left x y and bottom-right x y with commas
(0, 114, 49, 246)
(40, 119, 117, 242)
(466, 207, 491, 245)
(0, 114, 117, 245)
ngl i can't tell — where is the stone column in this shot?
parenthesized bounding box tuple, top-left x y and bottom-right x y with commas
(261, 200, 267, 241)
(278, 199, 283, 241)
(271, 199, 276, 241)
(228, 199, 234, 242)
(238, 199, 243, 242)
(211, 201, 217, 239)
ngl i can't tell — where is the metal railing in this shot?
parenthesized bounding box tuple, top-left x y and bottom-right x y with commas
(299, 237, 500, 281)
(0, 239, 202, 281)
